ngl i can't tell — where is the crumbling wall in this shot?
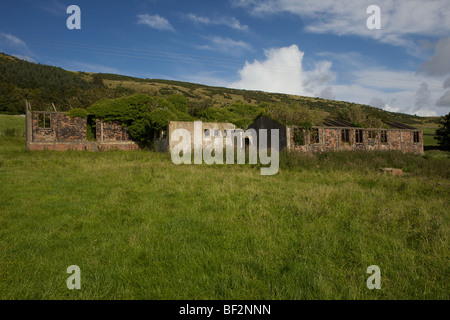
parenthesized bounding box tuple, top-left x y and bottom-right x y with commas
(289, 127, 423, 154)
(28, 111, 139, 151)
(96, 120, 132, 142)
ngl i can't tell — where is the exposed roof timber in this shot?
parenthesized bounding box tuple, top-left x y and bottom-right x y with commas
(322, 118, 418, 130)
(323, 118, 354, 127)
(383, 121, 418, 130)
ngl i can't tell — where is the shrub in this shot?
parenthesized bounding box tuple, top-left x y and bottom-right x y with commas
(86, 94, 192, 142)
(435, 112, 450, 150)
(66, 108, 89, 118)
(167, 94, 188, 113)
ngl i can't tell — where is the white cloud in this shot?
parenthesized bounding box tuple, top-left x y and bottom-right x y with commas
(418, 37, 450, 77)
(230, 44, 334, 96)
(227, 44, 449, 115)
(197, 36, 252, 55)
(185, 13, 248, 31)
(415, 82, 431, 110)
(317, 86, 336, 100)
(444, 77, 450, 89)
(137, 14, 175, 32)
(40, 0, 67, 16)
(233, 0, 450, 48)
(12, 54, 36, 62)
(0, 33, 35, 60)
(64, 62, 120, 74)
(0, 33, 27, 49)
(436, 90, 450, 107)
(330, 69, 449, 115)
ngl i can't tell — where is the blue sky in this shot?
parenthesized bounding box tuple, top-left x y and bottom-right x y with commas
(1, 0, 450, 116)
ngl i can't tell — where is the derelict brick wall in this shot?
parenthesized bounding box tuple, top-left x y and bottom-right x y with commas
(32, 113, 86, 142)
(29, 112, 139, 151)
(97, 120, 132, 142)
(28, 142, 139, 151)
(56, 114, 86, 141)
(32, 113, 57, 142)
(289, 127, 423, 154)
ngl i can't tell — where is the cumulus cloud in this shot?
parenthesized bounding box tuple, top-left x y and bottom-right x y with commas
(137, 14, 175, 32)
(415, 82, 431, 111)
(228, 44, 448, 115)
(317, 87, 336, 100)
(444, 77, 450, 89)
(435, 90, 450, 107)
(369, 97, 386, 109)
(418, 37, 450, 77)
(231, 44, 330, 95)
(185, 13, 248, 31)
(304, 61, 335, 90)
(233, 0, 450, 48)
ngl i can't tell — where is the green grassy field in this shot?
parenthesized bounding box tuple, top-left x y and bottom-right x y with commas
(0, 115, 448, 299)
(422, 128, 439, 146)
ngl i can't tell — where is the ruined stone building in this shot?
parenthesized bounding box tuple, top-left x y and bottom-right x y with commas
(155, 121, 238, 152)
(26, 107, 139, 151)
(249, 116, 424, 154)
(26, 104, 423, 155)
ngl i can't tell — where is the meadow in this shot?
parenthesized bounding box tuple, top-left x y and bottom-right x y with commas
(0, 115, 448, 299)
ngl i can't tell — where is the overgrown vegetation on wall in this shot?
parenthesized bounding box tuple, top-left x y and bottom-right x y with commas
(85, 94, 193, 142)
(82, 92, 335, 143)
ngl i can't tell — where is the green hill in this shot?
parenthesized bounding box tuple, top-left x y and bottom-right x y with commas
(0, 52, 440, 128)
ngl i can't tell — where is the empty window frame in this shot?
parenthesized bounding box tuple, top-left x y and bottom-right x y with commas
(368, 130, 377, 139)
(341, 129, 350, 143)
(413, 131, 420, 143)
(311, 128, 320, 144)
(355, 129, 364, 143)
(204, 129, 210, 137)
(293, 128, 305, 146)
(380, 130, 388, 143)
(214, 129, 220, 137)
(37, 113, 51, 129)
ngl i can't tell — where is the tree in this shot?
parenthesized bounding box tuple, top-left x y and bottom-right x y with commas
(337, 105, 365, 127)
(435, 112, 450, 151)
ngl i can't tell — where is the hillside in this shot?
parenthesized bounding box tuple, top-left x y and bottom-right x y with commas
(0, 52, 440, 128)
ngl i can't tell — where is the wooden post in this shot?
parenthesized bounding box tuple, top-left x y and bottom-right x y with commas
(25, 100, 32, 150)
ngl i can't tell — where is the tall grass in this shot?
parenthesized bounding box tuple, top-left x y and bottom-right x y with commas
(279, 149, 450, 179)
(0, 115, 25, 137)
(0, 115, 448, 299)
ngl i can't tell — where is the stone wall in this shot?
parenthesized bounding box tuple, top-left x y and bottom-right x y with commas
(96, 120, 132, 142)
(32, 112, 86, 142)
(289, 127, 424, 154)
(166, 121, 237, 152)
(28, 111, 139, 151)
